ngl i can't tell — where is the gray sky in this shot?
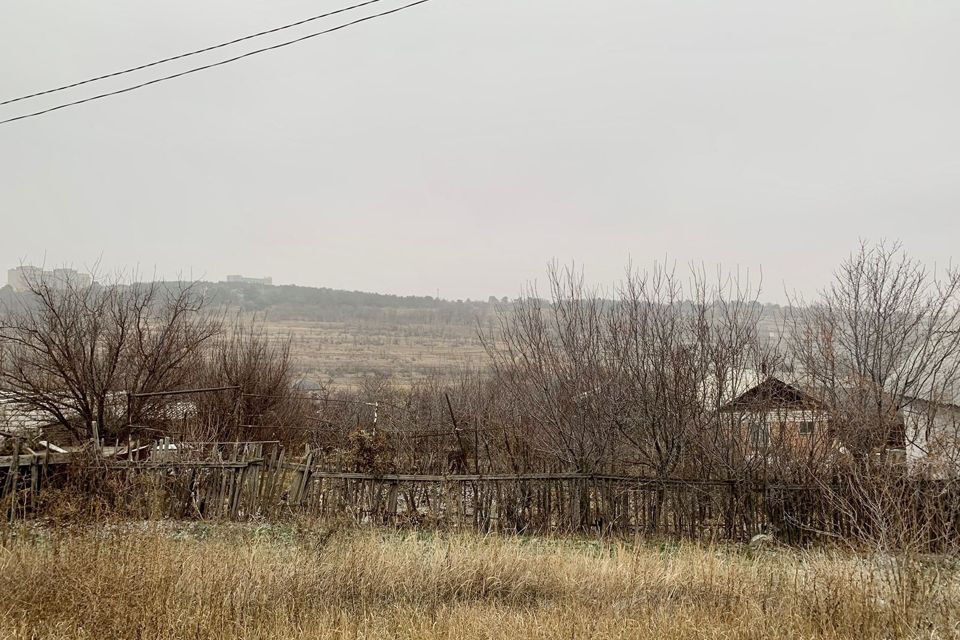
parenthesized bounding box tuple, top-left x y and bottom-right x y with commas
(2, 0, 958, 301)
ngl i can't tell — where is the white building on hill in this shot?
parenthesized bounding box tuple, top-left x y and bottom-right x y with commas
(225, 275, 273, 286)
(7, 266, 93, 292)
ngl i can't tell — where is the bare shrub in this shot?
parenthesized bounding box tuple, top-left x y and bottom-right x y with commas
(190, 315, 313, 444)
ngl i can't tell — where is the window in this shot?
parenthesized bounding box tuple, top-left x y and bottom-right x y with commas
(750, 422, 769, 448)
(798, 421, 814, 435)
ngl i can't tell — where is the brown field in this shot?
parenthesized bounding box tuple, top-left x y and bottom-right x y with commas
(267, 318, 490, 387)
(1, 523, 957, 639)
(260, 303, 784, 389)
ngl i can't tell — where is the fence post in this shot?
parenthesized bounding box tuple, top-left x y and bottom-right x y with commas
(5, 438, 22, 521)
(293, 446, 313, 507)
(90, 421, 101, 457)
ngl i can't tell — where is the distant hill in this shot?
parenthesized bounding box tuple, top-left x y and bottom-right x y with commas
(200, 281, 505, 326)
(0, 280, 788, 387)
(3, 279, 787, 329)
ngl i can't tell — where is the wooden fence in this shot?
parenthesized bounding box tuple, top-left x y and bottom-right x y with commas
(2, 442, 958, 544)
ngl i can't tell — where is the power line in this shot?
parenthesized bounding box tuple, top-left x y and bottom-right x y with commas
(130, 385, 240, 399)
(241, 392, 405, 411)
(0, 0, 388, 107)
(0, 0, 434, 126)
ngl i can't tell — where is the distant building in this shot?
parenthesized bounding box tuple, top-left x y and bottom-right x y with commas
(225, 275, 273, 286)
(7, 266, 93, 292)
(718, 375, 960, 475)
(718, 376, 831, 462)
(0, 392, 58, 435)
(6, 266, 43, 291)
(292, 378, 323, 396)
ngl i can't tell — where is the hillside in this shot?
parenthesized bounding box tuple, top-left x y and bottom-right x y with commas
(202, 281, 501, 387)
(1, 281, 788, 388)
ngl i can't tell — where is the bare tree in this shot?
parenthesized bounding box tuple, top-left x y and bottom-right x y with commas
(481, 263, 617, 473)
(784, 242, 960, 553)
(191, 315, 312, 444)
(481, 261, 779, 479)
(0, 271, 221, 440)
(607, 264, 777, 481)
(789, 241, 960, 459)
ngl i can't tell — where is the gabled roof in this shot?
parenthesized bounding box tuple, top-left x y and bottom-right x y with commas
(719, 377, 823, 412)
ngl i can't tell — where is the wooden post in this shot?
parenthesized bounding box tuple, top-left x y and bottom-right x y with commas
(569, 478, 582, 532)
(91, 421, 101, 456)
(267, 446, 286, 516)
(230, 444, 250, 518)
(30, 454, 39, 510)
(220, 443, 240, 517)
(293, 446, 314, 507)
(387, 482, 399, 525)
(6, 438, 21, 521)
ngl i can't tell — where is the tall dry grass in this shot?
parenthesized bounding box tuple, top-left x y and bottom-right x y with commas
(0, 523, 956, 639)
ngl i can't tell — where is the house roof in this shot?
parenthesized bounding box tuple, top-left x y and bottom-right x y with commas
(719, 377, 823, 412)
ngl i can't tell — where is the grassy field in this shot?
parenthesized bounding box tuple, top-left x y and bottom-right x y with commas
(1, 523, 956, 639)
(269, 318, 489, 387)
(262, 304, 784, 388)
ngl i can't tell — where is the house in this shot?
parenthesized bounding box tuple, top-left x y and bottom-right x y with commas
(0, 393, 55, 435)
(900, 394, 960, 476)
(719, 376, 960, 475)
(717, 376, 833, 464)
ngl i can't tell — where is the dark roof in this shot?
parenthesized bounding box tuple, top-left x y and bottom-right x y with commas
(719, 377, 823, 412)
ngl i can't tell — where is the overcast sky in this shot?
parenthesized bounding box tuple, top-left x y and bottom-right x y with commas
(1, 0, 958, 301)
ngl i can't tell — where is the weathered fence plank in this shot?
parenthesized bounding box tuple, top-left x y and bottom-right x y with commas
(4, 445, 957, 545)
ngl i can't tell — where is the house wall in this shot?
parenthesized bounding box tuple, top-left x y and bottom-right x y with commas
(720, 407, 833, 468)
(0, 394, 52, 435)
(902, 402, 960, 476)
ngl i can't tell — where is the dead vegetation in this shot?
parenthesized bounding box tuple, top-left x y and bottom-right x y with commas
(4, 244, 960, 550)
(0, 523, 957, 640)
(2, 245, 960, 638)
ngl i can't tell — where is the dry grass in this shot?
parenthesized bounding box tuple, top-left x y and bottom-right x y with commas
(268, 319, 488, 387)
(0, 523, 957, 639)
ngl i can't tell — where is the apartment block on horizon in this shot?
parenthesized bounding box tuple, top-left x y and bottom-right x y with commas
(225, 274, 273, 286)
(6, 266, 93, 292)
